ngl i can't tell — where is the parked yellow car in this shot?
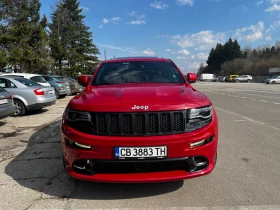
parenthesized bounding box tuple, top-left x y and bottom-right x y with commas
(228, 75, 239, 82)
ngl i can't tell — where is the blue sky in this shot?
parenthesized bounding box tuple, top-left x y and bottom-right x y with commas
(40, 0, 280, 74)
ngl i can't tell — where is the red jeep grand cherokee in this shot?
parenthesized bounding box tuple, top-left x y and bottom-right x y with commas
(61, 57, 218, 183)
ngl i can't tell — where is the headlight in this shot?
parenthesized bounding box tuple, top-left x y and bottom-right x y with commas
(66, 109, 91, 122)
(190, 106, 212, 120)
(66, 109, 94, 134)
(186, 106, 213, 132)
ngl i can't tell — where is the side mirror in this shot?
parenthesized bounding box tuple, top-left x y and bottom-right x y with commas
(78, 75, 88, 87)
(187, 73, 197, 83)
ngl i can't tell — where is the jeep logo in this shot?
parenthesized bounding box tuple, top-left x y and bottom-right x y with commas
(132, 105, 149, 110)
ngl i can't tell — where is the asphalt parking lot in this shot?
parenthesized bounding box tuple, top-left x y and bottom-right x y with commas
(0, 82, 280, 210)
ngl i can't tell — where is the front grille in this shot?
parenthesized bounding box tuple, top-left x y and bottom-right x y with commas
(93, 111, 186, 136)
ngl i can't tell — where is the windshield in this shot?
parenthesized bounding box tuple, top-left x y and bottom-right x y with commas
(91, 61, 185, 86)
(30, 76, 47, 83)
(14, 77, 41, 87)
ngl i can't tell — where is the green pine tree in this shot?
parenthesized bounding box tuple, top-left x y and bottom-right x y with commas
(0, 0, 52, 73)
(49, 0, 100, 76)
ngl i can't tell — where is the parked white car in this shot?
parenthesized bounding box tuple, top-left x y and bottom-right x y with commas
(264, 76, 280, 84)
(200, 73, 216, 82)
(0, 73, 51, 86)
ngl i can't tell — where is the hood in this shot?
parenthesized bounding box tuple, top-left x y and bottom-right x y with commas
(68, 84, 211, 112)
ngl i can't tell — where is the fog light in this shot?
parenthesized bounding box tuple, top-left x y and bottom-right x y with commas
(190, 135, 215, 148)
(190, 139, 206, 148)
(66, 139, 91, 150)
(75, 142, 91, 149)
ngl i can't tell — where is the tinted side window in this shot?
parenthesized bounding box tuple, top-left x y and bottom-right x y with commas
(14, 78, 41, 86)
(30, 76, 46, 83)
(7, 80, 17, 88)
(43, 76, 53, 81)
(0, 79, 8, 88)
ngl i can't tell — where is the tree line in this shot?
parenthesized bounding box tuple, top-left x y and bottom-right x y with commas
(0, 0, 100, 76)
(197, 38, 280, 76)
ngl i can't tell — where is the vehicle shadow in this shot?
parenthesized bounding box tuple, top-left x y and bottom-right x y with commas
(0, 121, 6, 126)
(5, 120, 183, 200)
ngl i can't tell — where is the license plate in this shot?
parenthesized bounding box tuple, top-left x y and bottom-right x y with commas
(48, 90, 54, 95)
(0, 99, 8, 104)
(115, 146, 167, 159)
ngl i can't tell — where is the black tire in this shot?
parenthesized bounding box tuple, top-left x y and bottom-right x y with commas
(55, 90, 59, 99)
(60, 94, 66, 98)
(13, 99, 26, 116)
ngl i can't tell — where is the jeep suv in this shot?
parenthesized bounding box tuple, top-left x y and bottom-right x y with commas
(61, 57, 218, 183)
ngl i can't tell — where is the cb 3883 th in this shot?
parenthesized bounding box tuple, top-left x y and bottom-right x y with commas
(61, 57, 218, 183)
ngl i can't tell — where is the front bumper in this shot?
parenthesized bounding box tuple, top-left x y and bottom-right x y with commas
(61, 111, 218, 183)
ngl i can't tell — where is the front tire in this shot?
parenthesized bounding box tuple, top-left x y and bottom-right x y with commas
(13, 99, 26, 116)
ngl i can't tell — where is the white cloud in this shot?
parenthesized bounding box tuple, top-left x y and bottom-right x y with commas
(233, 21, 265, 42)
(176, 61, 201, 74)
(150, 1, 169, 9)
(158, 31, 225, 51)
(177, 49, 190, 55)
(257, 0, 264, 5)
(98, 25, 103, 28)
(138, 15, 146, 19)
(98, 44, 138, 54)
(190, 53, 208, 60)
(265, 4, 280, 11)
(176, 56, 187, 59)
(166, 49, 176, 54)
(268, 0, 280, 3)
(176, 0, 194, 6)
(128, 20, 146, 25)
(264, 20, 280, 40)
(142, 48, 155, 56)
(127, 11, 146, 19)
(128, 11, 137, 16)
(170, 31, 225, 49)
(111, 17, 121, 22)
(157, 34, 181, 39)
(80, 6, 89, 11)
(103, 18, 109, 24)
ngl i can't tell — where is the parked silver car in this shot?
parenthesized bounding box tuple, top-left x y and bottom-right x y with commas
(42, 75, 71, 98)
(265, 76, 280, 84)
(233, 75, 253, 83)
(0, 87, 16, 119)
(0, 76, 56, 116)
